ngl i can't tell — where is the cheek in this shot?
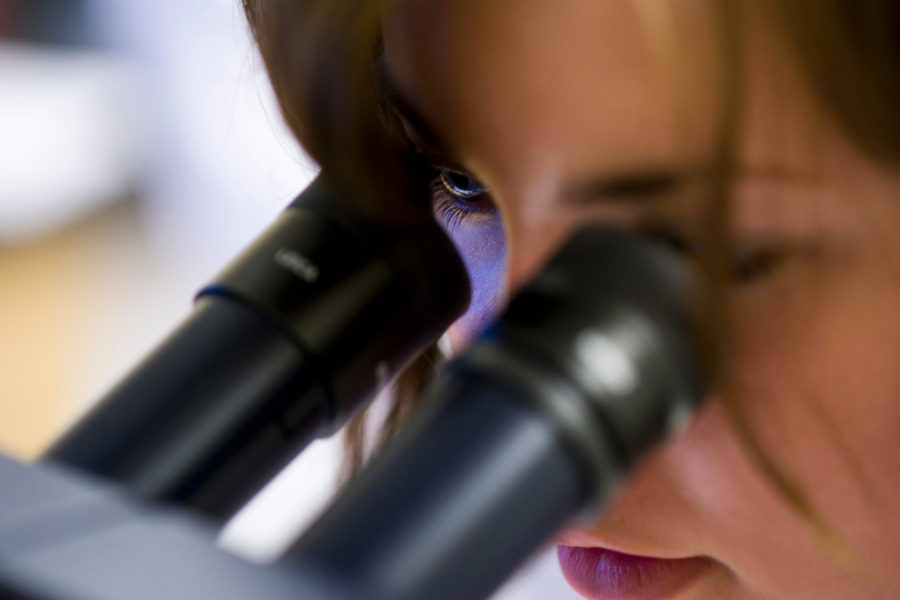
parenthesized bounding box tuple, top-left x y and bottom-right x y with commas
(444, 220, 507, 350)
(729, 265, 900, 567)
(737, 269, 900, 482)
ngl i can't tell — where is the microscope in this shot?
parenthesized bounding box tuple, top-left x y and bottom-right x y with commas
(1, 175, 703, 600)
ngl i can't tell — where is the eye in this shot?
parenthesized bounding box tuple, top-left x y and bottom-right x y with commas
(638, 226, 787, 285)
(732, 245, 788, 283)
(439, 169, 489, 199)
(430, 169, 497, 232)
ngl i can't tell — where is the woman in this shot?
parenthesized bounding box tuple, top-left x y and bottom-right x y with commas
(243, 1, 900, 598)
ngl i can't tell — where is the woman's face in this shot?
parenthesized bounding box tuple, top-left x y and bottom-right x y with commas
(384, 1, 900, 599)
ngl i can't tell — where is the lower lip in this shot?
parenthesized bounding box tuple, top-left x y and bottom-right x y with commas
(557, 545, 713, 600)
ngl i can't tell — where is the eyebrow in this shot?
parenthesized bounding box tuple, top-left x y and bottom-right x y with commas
(563, 169, 691, 205)
(563, 165, 805, 206)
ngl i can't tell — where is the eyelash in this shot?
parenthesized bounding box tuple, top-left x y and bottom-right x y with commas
(430, 169, 495, 231)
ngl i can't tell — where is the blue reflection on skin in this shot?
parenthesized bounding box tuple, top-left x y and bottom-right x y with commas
(442, 216, 507, 348)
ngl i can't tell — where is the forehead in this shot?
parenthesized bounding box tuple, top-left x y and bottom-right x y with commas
(382, 0, 723, 181)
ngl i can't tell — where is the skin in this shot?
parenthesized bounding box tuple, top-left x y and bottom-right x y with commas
(383, 1, 900, 599)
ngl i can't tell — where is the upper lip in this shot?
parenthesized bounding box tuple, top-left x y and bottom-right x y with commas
(555, 528, 700, 561)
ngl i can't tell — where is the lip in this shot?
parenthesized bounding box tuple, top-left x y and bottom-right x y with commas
(557, 544, 714, 600)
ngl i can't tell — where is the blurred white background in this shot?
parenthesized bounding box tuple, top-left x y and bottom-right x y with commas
(0, 1, 580, 597)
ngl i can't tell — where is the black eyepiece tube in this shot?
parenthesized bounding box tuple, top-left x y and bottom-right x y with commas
(42, 176, 470, 523)
(285, 227, 704, 600)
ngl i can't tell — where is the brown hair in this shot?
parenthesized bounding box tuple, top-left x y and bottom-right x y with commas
(241, 0, 900, 529)
(241, 0, 445, 481)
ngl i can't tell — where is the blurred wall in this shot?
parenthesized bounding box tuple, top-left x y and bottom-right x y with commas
(0, 0, 316, 457)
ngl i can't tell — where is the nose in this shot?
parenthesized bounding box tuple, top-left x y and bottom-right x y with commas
(502, 202, 581, 298)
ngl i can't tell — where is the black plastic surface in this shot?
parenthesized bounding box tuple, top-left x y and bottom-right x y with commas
(288, 374, 591, 600)
(43, 296, 325, 521)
